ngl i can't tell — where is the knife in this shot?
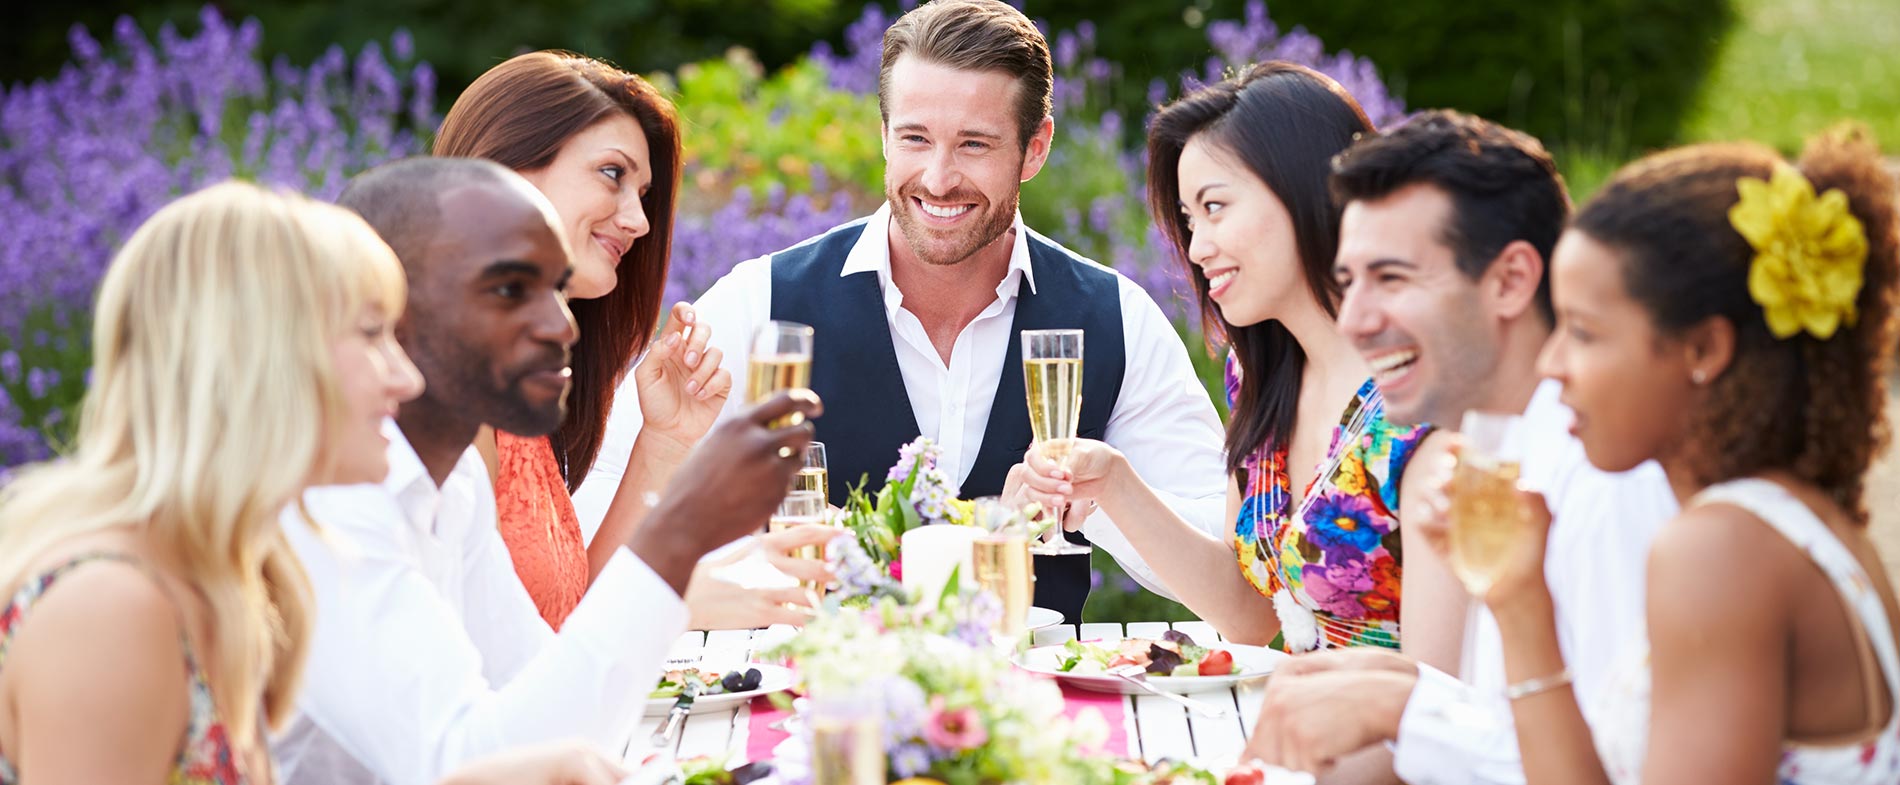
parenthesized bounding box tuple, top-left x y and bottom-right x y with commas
(650, 679, 697, 751)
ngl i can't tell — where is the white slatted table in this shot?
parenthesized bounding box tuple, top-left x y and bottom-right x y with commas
(625, 622, 1262, 769)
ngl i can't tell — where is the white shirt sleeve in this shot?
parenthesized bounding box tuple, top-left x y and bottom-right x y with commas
(1082, 277, 1229, 599)
(1391, 664, 1528, 785)
(286, 487, 688, 785)
(573, 255, 773, 542)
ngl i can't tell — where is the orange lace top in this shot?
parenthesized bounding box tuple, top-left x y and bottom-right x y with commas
(494, 431, 589, 630)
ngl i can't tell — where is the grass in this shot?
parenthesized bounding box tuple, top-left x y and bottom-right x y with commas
(1555, 0, 1899, 202)
(1681, 0, 1900, 151)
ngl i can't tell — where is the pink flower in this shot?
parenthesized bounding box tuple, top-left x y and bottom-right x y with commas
(890, 559, 903, 581)
(922, 696, 988, 750)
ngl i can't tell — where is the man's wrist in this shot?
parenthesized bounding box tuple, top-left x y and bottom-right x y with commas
(626, 503, 707, 595)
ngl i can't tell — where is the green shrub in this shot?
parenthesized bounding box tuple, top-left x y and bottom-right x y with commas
(658, 52, 884, 208)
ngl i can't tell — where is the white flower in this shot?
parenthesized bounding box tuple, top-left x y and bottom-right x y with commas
(1273, 589, 1320, 653)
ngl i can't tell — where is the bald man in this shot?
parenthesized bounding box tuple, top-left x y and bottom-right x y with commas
(275, 157, 822, 785)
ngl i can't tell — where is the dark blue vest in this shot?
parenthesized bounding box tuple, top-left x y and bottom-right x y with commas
(769, 219, 1125, 622)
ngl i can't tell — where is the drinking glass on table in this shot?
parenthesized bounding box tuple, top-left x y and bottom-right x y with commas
(808, 686, 885, 785)
(972, 497, 1036, 641)
(1021, 328, 1091, 556)
(748, 321, 814, 432)
(1446, 410, 1530, 679)
(769, 490, 830, 593)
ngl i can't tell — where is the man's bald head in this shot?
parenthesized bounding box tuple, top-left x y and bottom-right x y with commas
(337, 157, 562, 274)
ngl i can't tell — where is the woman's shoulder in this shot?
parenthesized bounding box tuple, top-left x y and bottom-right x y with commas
(3, 548, 193, 714)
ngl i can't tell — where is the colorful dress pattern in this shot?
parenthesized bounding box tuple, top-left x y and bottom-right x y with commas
(494, 430, 590, 630)
(1226, 353, 1432, 650)
(0, 553, 248, 785)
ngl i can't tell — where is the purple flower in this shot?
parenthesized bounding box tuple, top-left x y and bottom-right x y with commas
(1, 6, 436, 465)
(1301, 557, 1374, 618)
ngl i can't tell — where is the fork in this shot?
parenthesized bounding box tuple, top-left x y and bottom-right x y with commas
(1107, 664, 1233, 718)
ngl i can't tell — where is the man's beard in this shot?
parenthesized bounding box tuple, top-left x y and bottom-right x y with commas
(888, 181, 1019, 267)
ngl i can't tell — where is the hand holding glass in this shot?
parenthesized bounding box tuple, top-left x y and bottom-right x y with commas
(1446, 410, 1529, 681)
(1021, 329, 1090, 556)
(769, 490, 830, 593)
(748, 321, 813, 430)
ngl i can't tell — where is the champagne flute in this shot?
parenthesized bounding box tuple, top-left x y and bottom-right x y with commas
(769, 490, 829, 593)
(1446, 410, 1529, 680)
(794, 441, 830, 502)
(808, 687, 885, 785)
(748, 321, 814, 430)
(1021, 329, 1091, 556)
(972, 497, 1036, 643)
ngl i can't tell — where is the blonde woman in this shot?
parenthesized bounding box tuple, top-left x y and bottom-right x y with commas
(0, 183, 627, 785)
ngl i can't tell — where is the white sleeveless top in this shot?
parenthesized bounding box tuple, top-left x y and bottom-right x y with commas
(1590, 478, 1900, 784)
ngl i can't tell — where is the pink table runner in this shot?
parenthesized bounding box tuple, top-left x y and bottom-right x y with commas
(744, 680, 1131, 762)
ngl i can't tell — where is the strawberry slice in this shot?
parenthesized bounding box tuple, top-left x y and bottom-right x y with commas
(1198, 649, 1234, 676)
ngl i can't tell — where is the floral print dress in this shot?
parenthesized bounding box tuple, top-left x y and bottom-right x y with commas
(0, 553, 248, 784)
(1226, 354, 1432, 651)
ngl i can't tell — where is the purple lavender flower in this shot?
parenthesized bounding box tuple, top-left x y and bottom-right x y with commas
(1, 6, 436, 467)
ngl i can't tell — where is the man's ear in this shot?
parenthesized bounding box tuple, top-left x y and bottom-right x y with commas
(1019, 115, 1055, 182)
(1486, 239, 1546, 322)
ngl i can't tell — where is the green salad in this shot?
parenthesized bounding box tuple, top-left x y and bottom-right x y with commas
(1056, 630, 1239, 677)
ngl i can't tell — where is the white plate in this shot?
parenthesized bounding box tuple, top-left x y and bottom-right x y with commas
(644, 663, 794, 716)
(1026, 606, 1064, 631)
(1015, 640, 1285, 694)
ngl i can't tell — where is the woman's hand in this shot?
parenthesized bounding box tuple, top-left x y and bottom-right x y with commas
(1003, 439, 1126, 531)
(635, 302, 731, 448)
(684, 525, 838, 629)
(1480, 489, 1557, 615)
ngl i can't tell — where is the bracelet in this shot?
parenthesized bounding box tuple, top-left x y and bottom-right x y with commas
(1504, 668, 1573, 701)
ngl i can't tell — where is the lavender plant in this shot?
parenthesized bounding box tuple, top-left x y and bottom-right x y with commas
(0, 7, 437, 467)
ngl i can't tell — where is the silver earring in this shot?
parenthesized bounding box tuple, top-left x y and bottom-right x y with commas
(1692, 369, 1708, 385)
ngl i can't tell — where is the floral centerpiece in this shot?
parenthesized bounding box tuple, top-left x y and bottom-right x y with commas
(767, 594, 1238, 785)
(833, 438, 975, 582)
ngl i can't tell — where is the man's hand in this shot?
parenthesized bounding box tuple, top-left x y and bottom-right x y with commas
(436, 741, 624, 785)
(1271, 647, 1420, 680)
(630, 390, 822, 593)
(1245, 669, 1417, 774)
(634, 302, 731, 449)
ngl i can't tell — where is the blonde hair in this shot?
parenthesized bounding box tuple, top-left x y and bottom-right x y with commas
(0, 181, 406, 751)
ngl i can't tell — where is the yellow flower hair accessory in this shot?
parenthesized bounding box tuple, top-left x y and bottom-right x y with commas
(1729, 164, 1869, 340)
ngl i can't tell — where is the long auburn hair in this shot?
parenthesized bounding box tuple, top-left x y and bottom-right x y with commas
(1145, 62, 1376, 481)
(434, 51, 682, 491)
(0, 182, 406, 756)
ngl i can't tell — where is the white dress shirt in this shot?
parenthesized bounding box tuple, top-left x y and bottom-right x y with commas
(577, 203, 1227, 596)
(275, 421, 688, 785)
(1390, 380, 1678, 785)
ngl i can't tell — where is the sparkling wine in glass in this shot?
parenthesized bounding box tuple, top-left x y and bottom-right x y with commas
(1021, 329, 1090, 556)
(769, 490, 829, 591)
(747, 321, 814, 429)
(1446, 412, 1529, 595)
(972, 497, 1036, 641)
(809, 689, 885, 785)
(1446, 410, 1529, 680)
(794, 442, 830, 502)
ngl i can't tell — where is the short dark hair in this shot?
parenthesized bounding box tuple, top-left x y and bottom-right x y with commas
(1330, 110, 1569, 325)
(1145, 62, 1376, 481)
(336, 156, 519, 272)
(1573, 129, 1898, 522)
(878, 0, 1052, 150)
